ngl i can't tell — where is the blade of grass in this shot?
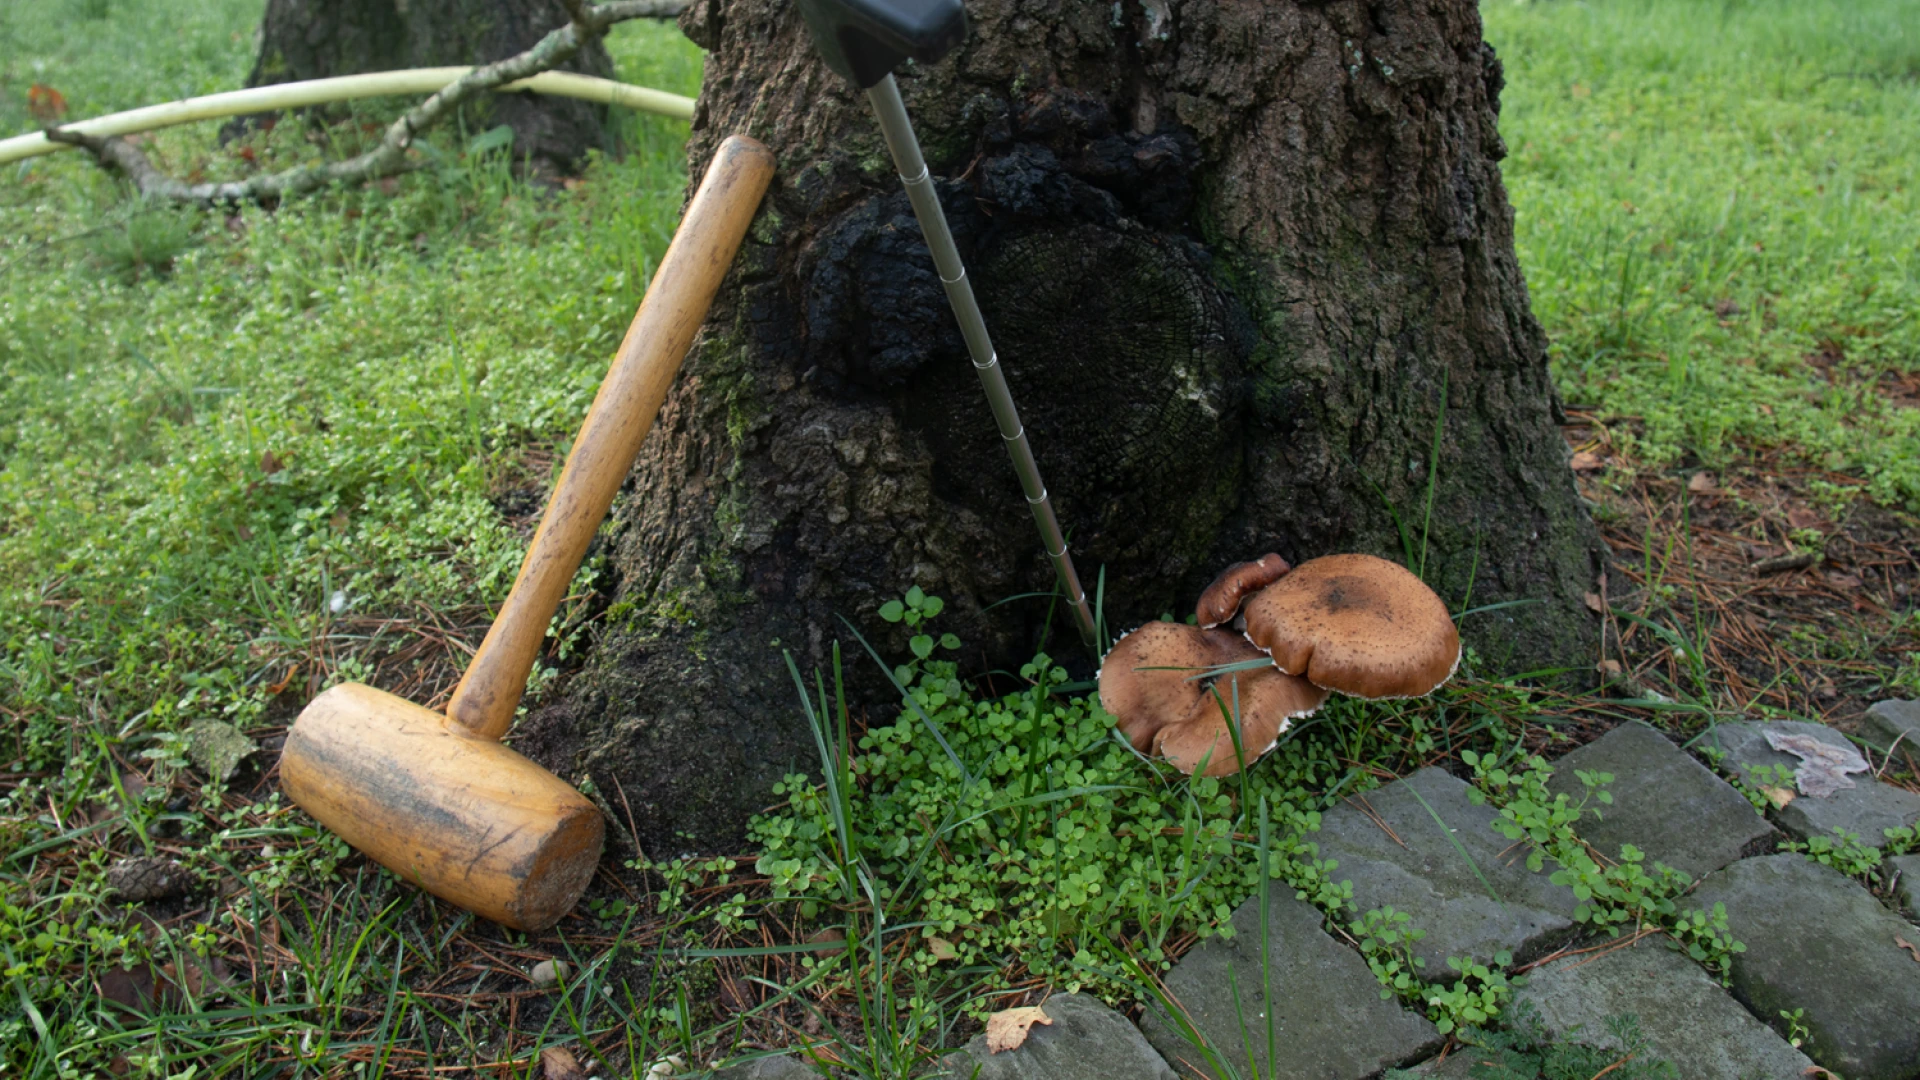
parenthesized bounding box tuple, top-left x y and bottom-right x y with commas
(837, 614, 972, 786)
(1403, 781, 1507, 914)
(784, 650, 853, 870)
(1454, 598, 1543, 621)
(1361, 469, 1417, 568)
(1418, 368, 1449, 581)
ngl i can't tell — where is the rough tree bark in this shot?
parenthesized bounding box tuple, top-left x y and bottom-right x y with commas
(241, 0, 619, 170)
(517, 0, 1605, 856)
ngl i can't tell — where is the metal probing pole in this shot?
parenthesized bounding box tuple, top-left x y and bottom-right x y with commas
(865, 75, 1098, 651)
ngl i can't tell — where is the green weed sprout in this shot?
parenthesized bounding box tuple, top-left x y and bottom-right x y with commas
(1461, 746, 1745, 981)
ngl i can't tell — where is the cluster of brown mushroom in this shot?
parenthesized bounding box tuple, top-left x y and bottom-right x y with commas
(1098, 553, 1461, 777)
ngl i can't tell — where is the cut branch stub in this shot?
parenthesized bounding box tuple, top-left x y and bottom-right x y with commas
(1241, 553, 1460, 700)
(1098, 621, 1328, 777)
(1195, 552, 1291, 628)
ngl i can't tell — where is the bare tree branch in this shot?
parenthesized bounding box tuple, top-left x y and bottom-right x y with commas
(592, 0, 688, 19)
(46, 0, 690, 206)
(558, 0, 595, 31)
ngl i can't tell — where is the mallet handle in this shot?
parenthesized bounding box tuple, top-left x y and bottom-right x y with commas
(447, 134, 775, 742)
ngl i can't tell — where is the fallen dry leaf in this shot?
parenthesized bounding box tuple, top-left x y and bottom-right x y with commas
(926, 935, 959, 962)
(1570, 450, 1606, 471)
(1897, 936, 1920, 963)
(1765, 730, 1869, 798)
(28, 83, 68, 124)
(1759, 786, 1796, 810)
(1786, 507, 1820, 530)
(1688, 472, 1717, 493)
(805, 927, 846, 954)
(541, 1047, 589, 1080)
(1584, 591, 1606, 614)
(795, 1042, 842, 1066)
(99, 955, 234, 1016)
(985, 1004, 1053, 1054)
(99, 967, 160, 1015)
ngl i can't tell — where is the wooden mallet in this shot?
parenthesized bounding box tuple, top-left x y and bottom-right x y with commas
(280, 135, 775, 932)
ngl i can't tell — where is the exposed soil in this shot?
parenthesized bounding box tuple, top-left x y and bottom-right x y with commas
(1561, 413, 1920, 731)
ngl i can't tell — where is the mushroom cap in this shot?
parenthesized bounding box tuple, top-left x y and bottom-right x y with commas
(1195, 553, 1292, 629)
(1099, 622, 1221, 751)
(1153, 661, 1328, 777)
(1099, 621, 1329, 777)
(1241, 553, 1460, 700)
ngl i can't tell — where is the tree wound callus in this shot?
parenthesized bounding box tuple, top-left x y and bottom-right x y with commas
(531, 0, 1603, 854)
(799, 92, 1254, 602)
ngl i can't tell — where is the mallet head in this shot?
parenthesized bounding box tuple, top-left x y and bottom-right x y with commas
(280, 683, 603, 931)
(798, 0, 967, 87)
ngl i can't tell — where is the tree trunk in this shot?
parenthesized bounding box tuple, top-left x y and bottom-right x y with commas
(240, 0, 617, 171)
(518, 0, 1604, 856)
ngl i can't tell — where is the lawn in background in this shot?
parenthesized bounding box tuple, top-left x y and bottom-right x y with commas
(1486, 0, 1920, 507)
(1, 5, 703, 1070)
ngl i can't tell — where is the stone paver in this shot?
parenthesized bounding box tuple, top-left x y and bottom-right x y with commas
(1142, 883, 1441, 1079)
(1545, 723, 1774, 879)
(936, 993, 1175, 1080)
(1397, 1051, 1477, 1077)
(716, 729, 1920, 1078)
(1863, 698, 1920, 756)
(1894, 854, 1920, 920)
(1515, 940, 1814, 1079)
(1314, 767, 1579, 971)
(1698, 721, 1920, 848)
(707, 1056, 815, 1080)
(1692, 854, 1920, 1080)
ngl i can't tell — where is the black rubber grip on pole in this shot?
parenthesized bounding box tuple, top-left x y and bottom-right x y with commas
(797, 0, 967, 88)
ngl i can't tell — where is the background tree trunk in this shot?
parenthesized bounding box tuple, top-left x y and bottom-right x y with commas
(518, 0, 1605, 856)
(240, 0, 617, 171)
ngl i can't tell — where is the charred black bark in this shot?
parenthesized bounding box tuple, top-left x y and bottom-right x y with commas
(240, 0, 618, 171)
(515, 0, 1605, 857)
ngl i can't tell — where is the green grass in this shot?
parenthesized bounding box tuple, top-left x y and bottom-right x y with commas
(0, 10, 701, 762)
(1486, 0, 1920, 507)
(1, 0, 1917, 1073)
(0, 0, 260, 134)
(1, 4, 705, 1072)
